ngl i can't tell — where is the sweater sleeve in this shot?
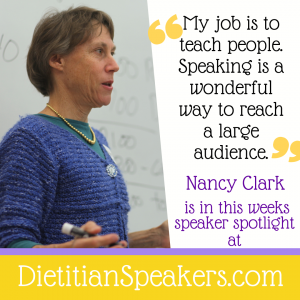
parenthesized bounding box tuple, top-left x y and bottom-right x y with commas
(0, 127, 58, 247)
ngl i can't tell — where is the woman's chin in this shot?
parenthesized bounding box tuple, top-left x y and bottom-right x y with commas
(94, 97, 111, 108)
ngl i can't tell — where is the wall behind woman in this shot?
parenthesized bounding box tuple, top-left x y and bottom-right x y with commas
(0, 0, 167, 232)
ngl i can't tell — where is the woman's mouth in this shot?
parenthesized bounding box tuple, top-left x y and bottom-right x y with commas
(102, 81, 113, 90)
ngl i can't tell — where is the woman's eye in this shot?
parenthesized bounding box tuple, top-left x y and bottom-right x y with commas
(111, 52, 115, 56)
(97, 49, 102, 54)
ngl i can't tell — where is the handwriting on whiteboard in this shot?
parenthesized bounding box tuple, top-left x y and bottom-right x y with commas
(0, 34, 19, 62)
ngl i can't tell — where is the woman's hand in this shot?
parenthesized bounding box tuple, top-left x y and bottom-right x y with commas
(33, 221, 127, 248)
(128, 220, 170, 248)
(157, 220, 170, 248)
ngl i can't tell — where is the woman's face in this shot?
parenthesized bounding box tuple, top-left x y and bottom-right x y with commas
(61, 26, 119, 108)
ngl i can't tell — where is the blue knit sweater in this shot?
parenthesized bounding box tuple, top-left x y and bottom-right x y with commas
(0, 115, 130, 247)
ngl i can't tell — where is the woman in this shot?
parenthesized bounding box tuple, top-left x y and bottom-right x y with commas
(0, 6, 169, 248)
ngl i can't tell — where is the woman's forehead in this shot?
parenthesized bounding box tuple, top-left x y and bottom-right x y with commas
(87, 26, 115, 49)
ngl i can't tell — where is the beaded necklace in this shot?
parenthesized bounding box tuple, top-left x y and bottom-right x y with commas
(46, 103, 96, 145)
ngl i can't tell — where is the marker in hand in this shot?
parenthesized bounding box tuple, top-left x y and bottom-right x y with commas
(61, 222, 122, 248)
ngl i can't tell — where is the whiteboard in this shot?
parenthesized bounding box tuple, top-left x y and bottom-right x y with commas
(0, 0, 167, 232)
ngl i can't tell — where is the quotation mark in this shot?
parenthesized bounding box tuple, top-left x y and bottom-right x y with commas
(148, 14, 183, 45)
(272, 137, 300, 162)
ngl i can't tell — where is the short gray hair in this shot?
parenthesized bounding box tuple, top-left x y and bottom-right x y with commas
(27, 6, 114, 96)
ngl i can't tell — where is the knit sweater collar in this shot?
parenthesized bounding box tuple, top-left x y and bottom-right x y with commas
(31, 114, 109, 162)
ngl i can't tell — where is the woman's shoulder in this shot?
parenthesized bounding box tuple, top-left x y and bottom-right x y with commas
(0, 114, 60, 148)
(0, 115, 60, 166)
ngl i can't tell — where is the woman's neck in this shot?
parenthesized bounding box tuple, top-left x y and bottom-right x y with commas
(38, 94, 91, 122)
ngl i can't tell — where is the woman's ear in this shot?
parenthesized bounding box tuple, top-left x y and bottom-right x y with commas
(49, 54, 64, 71)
